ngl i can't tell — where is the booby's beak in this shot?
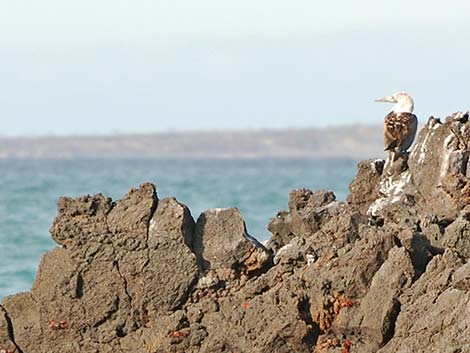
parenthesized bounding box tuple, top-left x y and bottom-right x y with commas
(374, 95, 397, 103)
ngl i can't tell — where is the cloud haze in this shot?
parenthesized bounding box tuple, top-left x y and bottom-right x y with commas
(1, 1, 469, 135)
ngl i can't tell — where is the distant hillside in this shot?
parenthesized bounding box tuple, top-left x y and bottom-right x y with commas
(0, 125, 385, 159)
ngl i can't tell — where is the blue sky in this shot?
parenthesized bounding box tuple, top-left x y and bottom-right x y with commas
(1, 0, 469, 135)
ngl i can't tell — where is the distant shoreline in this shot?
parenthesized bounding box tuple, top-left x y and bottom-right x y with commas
(0, 125, 384, 160)
(0, 156, 361, 162)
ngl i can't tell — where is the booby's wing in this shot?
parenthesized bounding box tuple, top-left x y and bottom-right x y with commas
(384, 112, 417, 151)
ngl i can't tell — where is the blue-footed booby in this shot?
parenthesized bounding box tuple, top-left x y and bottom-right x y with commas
(375, 92, 418, 161)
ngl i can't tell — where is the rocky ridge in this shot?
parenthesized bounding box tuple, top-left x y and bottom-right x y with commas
(1, 112, 470, 353)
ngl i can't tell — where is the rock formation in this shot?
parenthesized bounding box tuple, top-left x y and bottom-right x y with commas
(1, 111, 470, 353)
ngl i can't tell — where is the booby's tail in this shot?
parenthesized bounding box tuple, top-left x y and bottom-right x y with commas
(384, 140, 398, 152)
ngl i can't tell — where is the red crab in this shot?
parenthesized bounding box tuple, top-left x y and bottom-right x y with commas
(341, 339, 353, 353)
(0, 344, 17, 353)
(241, 301, 251, 309)
(47, 319, 67, 330)
(168, 330, 189, 339)
(339, 299, 356, 309)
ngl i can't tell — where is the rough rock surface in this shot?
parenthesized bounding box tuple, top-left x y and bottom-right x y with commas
(193, 208, 270, 272)
(2, 111, 470, 353)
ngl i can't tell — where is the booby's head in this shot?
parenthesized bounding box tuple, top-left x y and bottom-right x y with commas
(375, 91, 414, 113)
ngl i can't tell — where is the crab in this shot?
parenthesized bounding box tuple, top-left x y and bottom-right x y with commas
(341, 339, 353, 353)
(0, 344, 16, 353)
(333, 297, 357, 315)
(168, 330, 189, 339)
(47, 319, 67, 330)
(339, 299, 355, 309)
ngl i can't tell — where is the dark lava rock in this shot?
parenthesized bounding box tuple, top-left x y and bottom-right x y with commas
(347, 159, 384, 214)
(441, 207, 470, 260)
(267, 210, 294, 253)
(2, 111, 470, 353)
(193, 208, 270, 273)
(378, 249, 470, 353)
(358, 247, 415, 348)
(267, 189, 341, 252)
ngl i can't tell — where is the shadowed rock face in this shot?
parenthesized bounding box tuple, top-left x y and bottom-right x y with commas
(2, 111, 470, 353)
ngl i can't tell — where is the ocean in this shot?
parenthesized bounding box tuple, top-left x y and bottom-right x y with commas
(0, 158, 358, 300)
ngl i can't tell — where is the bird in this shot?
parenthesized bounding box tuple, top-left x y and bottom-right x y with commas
(375, 92, 418, 162)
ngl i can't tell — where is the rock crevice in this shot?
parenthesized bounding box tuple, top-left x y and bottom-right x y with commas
(0, 303, 24, 353)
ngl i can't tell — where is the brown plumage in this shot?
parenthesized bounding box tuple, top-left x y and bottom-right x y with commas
(384, 111, 418, 155)
(375, 91, 418, 161)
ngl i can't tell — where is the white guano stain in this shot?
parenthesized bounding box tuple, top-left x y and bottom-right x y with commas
(439, 133, 456, 181)
(276, 242, 293, 256)
(368, 171, 411, 216)
(459, 121, 469, 136)
(306, 254, 316, 266)
(411, 119, 441, 165)
(273, 242, 295, 264)
(416, 130, 432, 164)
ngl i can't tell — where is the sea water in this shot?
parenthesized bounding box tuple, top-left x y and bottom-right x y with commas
(0, 158, 358, 299)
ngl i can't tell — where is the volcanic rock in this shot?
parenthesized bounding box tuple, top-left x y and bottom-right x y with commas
(193, 208, 270, 273)
(2, 111, 470, 353)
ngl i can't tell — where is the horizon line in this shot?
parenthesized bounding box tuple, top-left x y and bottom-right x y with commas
(0, 123, 381, 139)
